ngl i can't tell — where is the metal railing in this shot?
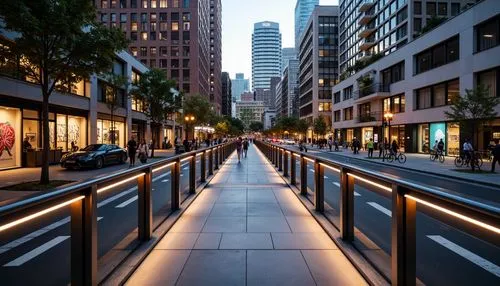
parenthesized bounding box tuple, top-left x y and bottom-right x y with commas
(256, 141, 500, 285)
(353, 83, 390, 100)
(355, 111, 383, 123)
(0, 142, 236, 286)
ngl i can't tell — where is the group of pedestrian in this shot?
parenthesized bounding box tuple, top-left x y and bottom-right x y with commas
(351, 137, 361, 154)
(236, 137, 250, 163)
(126, 136, 149, 167)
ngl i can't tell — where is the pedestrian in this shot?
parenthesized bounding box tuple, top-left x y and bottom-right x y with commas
(236, 137, 243, 163)
(378, 140, 385, 158)
(127, 136, 137, 167)
(352, 137, 359, 154)
(334, 139, 339, 151)
(243, 138, 249, 158)
(463, 139, 474, 165)
(367, 138, 374, 158)
(391, 140, 399, 156)
(138, 139, 149, 163)
(328, 138, 333, 151)
(491, 139, 500, 172)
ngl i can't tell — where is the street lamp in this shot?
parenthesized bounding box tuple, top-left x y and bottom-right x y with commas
(382, 112, 393, 162)
(184, 115, 196, 141)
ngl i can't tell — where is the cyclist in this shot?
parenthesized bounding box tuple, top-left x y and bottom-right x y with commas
(437, 139, 445, 158)
(463, 139, 473, 165)
(391, 140, 398, 156)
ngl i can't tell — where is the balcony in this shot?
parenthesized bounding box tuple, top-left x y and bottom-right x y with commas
(358, 23, 376, 38)
(358, 0, 375, 12)
(355, 111, 383, 123)
(358, 11, 375, 25)
(353, 83, 390, 103)
(359, 37, 376, 50)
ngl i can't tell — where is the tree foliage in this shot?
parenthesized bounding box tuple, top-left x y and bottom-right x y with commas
(102, 72, 129, 144)
(0, 0, 128, 184)
(239, 109, 254, 128)
(214, 121, 229, 136)
(182, 94, 217, 125)
(249, 121, 264, 132)
(313, 116, 328, 137)
(445, 85, 500, 123)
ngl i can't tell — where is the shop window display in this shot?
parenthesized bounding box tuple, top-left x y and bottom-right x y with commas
(447, 123, 460, 156)
(0, 106, 21, 169)
(418, 124, 430, 153)
(97, 119, 125, 147)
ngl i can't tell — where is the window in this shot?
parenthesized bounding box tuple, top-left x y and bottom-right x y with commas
(140, 47, 147, 56)
(111, 0, 117, 8)
(101, 0, 108, 8)
(381, 61, 405, 85)
(318, 102, 331, 112)
(160, 46, 167, 57)
(334, 91, 341, 103)
(151, 0, 157, 8)
(160, 13, 167, 21)
(173, 0, 179, 7)
(183, 0, 190, 8)
(142, 0, 147, 8)
(120, 0, 126, 8)
(477, 68, 499, 98)
(415, 36, 459, 74)
(130, 47, 138, 57)
(150, 47, 157, 56)
(438, 3, 447, 16)
(343, 86, 353, 100)
(160, 0, 167, 8)
(476, 15, 500, 52)
(416, 79, 459, 109)
(414, 18, 422, 32)
(414, 1, 421, 15)
(384, 94, 405, 113)
(451, 3, 460, 16)
(343, 107, 353, 120)
(172, 22, 179, 31)
(131, 0, 137, 8)
(426, 2, 436, 16)
(334, 110, 341, 122)
(141, 32, 147, 40)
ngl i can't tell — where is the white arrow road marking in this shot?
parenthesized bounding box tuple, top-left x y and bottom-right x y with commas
(427, 235, 500, 278)
(367, 202, 392, 217)
(4, 236, 70, 267)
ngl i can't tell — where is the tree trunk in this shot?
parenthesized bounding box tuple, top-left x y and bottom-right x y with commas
(40, 92, 50, 185)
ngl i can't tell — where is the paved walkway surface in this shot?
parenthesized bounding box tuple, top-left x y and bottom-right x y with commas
(301, 145, 500, 187)
(127, 146, 367, 286)
(0, 149, 174, 202)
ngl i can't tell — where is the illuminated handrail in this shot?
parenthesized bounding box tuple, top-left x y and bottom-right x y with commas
(0, 141, 236, 285)
(256, 141, 500, 285)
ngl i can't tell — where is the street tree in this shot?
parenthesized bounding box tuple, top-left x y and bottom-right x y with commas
(214, 121, 230, 137)
(228, 117, 245, 136)
(313, 116, 328, 139)
(131, 69, 181, 157)
(0, 0, 128, 184)
(445, 85, 500, 170)
(249, 121, 264, 132)
(183, 94, 217, 125)
(102, 72, 129, 145)
(296, 119, 310, 139)
(239, 109, 254, 129)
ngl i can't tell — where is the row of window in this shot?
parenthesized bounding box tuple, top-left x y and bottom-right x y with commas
(415, 79, 459, 110)
(415, 36, 459, 74)
(413, 1, 461, 17)
(100, 0, 190, 9)
(130, 46, 190, 58)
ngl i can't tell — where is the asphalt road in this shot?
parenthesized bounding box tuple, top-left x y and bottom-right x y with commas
(286, 147, 500, 285)
(0, 157, 203, 285)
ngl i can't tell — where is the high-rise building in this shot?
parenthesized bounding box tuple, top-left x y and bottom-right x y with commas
(298, 6, 339, 136)
(277, 59, 300, 117)
(339, 0, 475, 74)
(252, 21, 282, 90)
(221, 72, 232, 116)
(210, 0, 222, 113)
(270, 77, 282, 109)
(231, 73, 250, 102)
(254, 88, 273, 107)
(295, 0, 319, 48)
(241, 92, 255, 102)
(235, 101, 265, 126)
(96, 0, 214, 100)
(282, 48, 296, 73)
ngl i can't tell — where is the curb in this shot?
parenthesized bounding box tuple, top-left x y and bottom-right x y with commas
(307, 147, 500, 189)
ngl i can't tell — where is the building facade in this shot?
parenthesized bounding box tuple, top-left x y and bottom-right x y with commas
(263, 109, 277, 130)
(235, 101, 266, 127)
(96, 0, 213, 100)
(252, 22, 282, 90)
(339, 0, 475, 74)
(231, 73, 250, 102)
(0, 50, 183, 170)
(221, 72, 232, 116)
(282, 47, 297, 73)
(270, 77, 282, 109)
(295, 0, 320, 48)
(240, 92, 255, 102)
(332, 0, 500, 154)
(255, 88, 273, 108)
(298, 6, 339, 137)
(277, 59, 300, 118)
(210, 0, 223, 113)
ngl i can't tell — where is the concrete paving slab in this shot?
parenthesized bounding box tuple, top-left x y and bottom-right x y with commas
(219, 233, 273, 249)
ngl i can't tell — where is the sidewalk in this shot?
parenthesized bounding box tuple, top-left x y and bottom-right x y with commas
(126, 146, 367, 285)
(303, 145, 500, 188)
(0, 149, 174, 202)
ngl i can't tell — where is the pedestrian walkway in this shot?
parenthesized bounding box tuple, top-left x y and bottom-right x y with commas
(304, 145, 500, 187)
(126, 145, 367, 285)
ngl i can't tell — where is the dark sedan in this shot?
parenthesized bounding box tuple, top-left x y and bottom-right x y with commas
(60, 144, 128, 169)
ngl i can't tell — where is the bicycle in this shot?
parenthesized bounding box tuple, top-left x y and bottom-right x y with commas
(385, 151, 407, 164)
(455, 152, 483, 169)
(430, 150, 445, 163)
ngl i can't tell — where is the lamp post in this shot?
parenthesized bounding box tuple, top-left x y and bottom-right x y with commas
(383, 112, 393, 162)
(184, 115, 195, 141)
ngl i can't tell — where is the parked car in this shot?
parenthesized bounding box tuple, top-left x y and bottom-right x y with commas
(60, 144, 128, 169)
(283, 139, 295, 145)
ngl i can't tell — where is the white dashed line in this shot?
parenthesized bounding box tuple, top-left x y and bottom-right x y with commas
(115, 196, 138, 208)
(310, 169, 315, 173)
(331, 182, 361, 196)
(427, 235, 500, 278)
(4, 236, 70, 267)
(324, 176, 328, 179)
(367, 202, 392, 217)
(161, 179, 169, 182)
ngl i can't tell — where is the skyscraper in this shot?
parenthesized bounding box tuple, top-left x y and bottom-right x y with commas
(339, 0, 474, 73)
(221, 72, 232, 116)
(252, 21, 282, 90)
(210, 0, 222, 113)
(295, 0, 319, 48)
(231, 73, 250, 102)
(96, 0, 216, 100)
(282, 47, 296, 73)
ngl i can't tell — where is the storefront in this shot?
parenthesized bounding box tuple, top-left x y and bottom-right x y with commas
(0, 106, 21, 169)
(417, 122, 460, 155)
(97, 115, 126, 147)
(132, 120, 146, 143)
(361, 127, 374, 148)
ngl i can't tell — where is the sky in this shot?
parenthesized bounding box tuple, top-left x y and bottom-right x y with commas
(221, 0, 339, 83)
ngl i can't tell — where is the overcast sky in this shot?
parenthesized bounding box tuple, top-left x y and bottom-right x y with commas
(221, 0, 339, 83)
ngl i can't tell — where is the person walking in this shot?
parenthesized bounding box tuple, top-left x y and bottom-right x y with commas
(378, 139, 385, 158)
(367, 138, 374, 158)
(138, 139, 149, 164)
(328, 138, 333, 152)
(127, 136, 137, 167)
(236, 137, 243, 163)
(491, 139, 500, 172)
(243, 138, 249, 158)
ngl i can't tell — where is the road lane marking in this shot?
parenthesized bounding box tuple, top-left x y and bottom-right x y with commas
(115, 196, 138, 208)
(367, 202, 392, 217)
(310, 169, 315, 173)
(427, 235, 500, 278)
(333, 182, 340, 187)
(4, 236, 70, 267)
(162, 179, 169, 182)
(324, 176, 328, 179)
(331, 182, 361, 196)
(183, 167, 189, 170)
